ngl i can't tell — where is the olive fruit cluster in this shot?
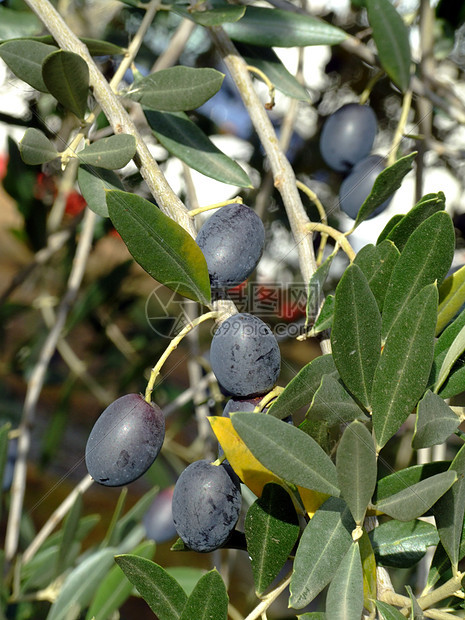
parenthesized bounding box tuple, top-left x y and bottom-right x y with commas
(319, 103, 392, 219)
(85, 393, 165, 487)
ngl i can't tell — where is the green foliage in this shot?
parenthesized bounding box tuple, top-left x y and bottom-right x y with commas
(125, 67, 225, 112)
(41, 50, 90, 119)
(365, 0, 411, 91)
(245, 483, 299, 595)
(1, 1, 464, 619)
(106, 189, 211, 304)
(223, 6, 347, 47)
(145, 110, 252, 187)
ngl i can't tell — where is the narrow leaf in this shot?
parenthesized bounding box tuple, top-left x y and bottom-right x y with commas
(232, 413, 339, 496)
(369, 519, 439, 568)
(0, 7, 41, 41)
(173, 5, 245, 26)
(245, 483, 299, 595)
(435, 322, 465, 393)
(86, 541, 155, 620)
(55, 493, 83, 577)
(145, 110, 252, 188)
(435, 443, 465, 569)
(115, 555, 188, 619)
(290, 498, 354, 609)
(336, 421, 377, 525)
(366, 0, 412, 92)
(429, 308, 465, 398)
(359, 531, 377, 613)
(354, 240, 400, 312)
(126, 67, 224, 112)
(306, 252, 334, 327)
(326, 543, 364, 620)
(310, 294, 334, 335)
(381, 211, 455, 340)
(385, 192, 445, 253)
(78, 134, 136, 170)
(354, 153, 415, 227)
(223, 7, 347, 47)
(106, 190, 211, 305)
(376, 470, 457, 521)
(437, 264, 465, 335)
(306, 375, 368, 426)
(0, 39, 57, 91)
(331, 263, 381, 408)
(46, 548, 117, 620)
(77, 165, 124, 218)
(376, 600, 408, 620)
(42, 50, 89, 119)
(377, 214, 404, 245)
(179, 569, 228, 620)
(412, 390, 460, 449)
(268, 354, 337, 420)
(372, 284, 438, 450)
(375, 461, 449, 504)
(237, 43, 311, 101)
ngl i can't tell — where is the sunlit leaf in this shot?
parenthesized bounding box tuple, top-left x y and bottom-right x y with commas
(354, 153, 415, 227)
(336, 421, 377, 526)
(331, 263, 381, 408)
(372, 284, 438, 450)
(437, 264, 465, 335)
(268, 354, 337, 420)
(381, 211, 454, 340)
(353, 240, 399, 312)
(290, 498, 354, 609)
(385, 192, 445, 253)
(237, 43, 311, 101)
(369, 519, 439, 568)
(115, 555, 187, 619)
(376, 471, 456, 521)
(86, 541, 156, 620)
(179, 569, 228, 620)
(145, 110, 252, 188)
(232, 412, 340, 496)
(326, 543, 363, 620)
(106, 190, 211, 305)
(412, 390, 460, 449)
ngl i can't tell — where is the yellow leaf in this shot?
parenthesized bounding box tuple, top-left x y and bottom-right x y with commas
(437, 264, 465, 335)
(297, 487, 329, 518)
(208, 416, 282, 497)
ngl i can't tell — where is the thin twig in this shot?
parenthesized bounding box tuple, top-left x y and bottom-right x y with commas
(243, 571, 292, 620)
(209, 27, 332, 355)
(5, 208, 98, 562)
(21, 474, 94, 566)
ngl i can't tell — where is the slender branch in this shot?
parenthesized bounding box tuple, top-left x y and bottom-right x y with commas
(243, 571, 292, 620)
(304, 222, 356, 262)
(209, 27, 332, 355)
(21, 474, 94, 566)
(145, 311, 222, 402)
(23, 0, 195, 235)
(5, 208, 98, 562)
(387, 87, 413, 167)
